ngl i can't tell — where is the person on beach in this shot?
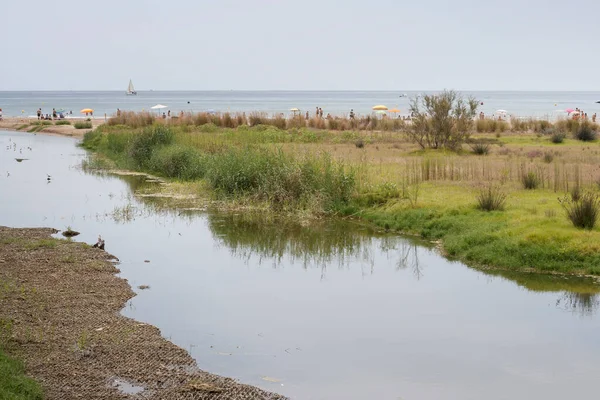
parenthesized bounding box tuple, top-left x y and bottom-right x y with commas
(315, 107, 319, 118)
(593, 113, 597, 123)
(162, 112, 166, 119)
(37, 108, 42, 120)
(305, 111, 309, 120)
(319, 108, 323, 118)
(52, 108, 57, 119)
(117, 108, 121, 117)
(167, 110, 171, 118)
(350, 109, 355, 119)
(0, 108, 3, 121)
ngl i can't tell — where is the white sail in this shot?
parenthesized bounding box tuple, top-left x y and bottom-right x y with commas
(126, 79, 137, 95)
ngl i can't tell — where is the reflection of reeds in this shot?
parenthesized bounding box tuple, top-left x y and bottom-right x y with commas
(111, 204, 137, 223)
(206, 213, 428, 273)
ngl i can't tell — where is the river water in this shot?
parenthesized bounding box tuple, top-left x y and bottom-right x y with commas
(1, 130, 600, 399)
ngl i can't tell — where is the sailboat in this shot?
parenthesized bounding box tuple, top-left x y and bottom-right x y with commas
(126, 79, 137, 95)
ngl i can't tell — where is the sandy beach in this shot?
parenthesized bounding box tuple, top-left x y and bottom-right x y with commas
(0, 117, 105, 138)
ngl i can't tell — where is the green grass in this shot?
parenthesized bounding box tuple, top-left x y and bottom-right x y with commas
(83, 124, 355, 213)
(54, 120, 71, 126)
(0, 350, 43, 400)
(347, 183, 600, 275)
(74, 121, 92, 129)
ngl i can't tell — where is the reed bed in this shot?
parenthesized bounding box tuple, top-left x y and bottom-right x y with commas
(106, 111, 406, 132)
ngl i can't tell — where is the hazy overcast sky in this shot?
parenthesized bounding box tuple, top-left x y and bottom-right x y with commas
(2, 0, 598, 91)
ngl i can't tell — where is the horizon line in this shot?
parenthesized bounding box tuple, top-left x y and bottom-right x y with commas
(1, 89, 600, 93)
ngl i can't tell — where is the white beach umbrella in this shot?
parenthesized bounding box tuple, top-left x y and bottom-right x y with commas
(151, 104, 168, 110)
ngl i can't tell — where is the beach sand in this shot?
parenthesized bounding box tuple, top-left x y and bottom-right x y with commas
(0, 116, 105, 138)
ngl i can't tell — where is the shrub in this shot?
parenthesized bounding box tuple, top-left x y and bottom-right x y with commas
(149, 146, 207, 180)
(570, 185, 582, 202)
(574, 121, 597, 141)
(355, 138, 365, 148)
(55, 120, 71, 125)
(550, 131, 566, 143)
(521, 171, 540, 189)
(74, 121, 93, 129)
(128, 125, 174, 168)
(408, 90, 478, 150)
(476, 185, 507, 211)
(470, 143, 489, 155)
(543, 152, 554, 163)
(559, 192, 600, 229)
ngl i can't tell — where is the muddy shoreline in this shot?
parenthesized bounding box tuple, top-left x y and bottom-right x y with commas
(0, 226, 286, 399)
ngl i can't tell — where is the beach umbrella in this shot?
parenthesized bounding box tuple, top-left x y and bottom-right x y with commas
(496, 109, 508, 114)
(372, 105, 388, 111)
(56, 108, 66, 114)
(151, 104, 168, 110)
(566, 108, 575, 113)
(80, 108, 94, 114)
(389, 108, 401, 114)
(290, 107, 300, 116)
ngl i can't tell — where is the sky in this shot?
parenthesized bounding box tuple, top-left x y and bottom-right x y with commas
(1, 0, 599, 91)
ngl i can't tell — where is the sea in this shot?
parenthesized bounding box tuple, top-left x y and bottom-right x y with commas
(1, 91, 599, 119)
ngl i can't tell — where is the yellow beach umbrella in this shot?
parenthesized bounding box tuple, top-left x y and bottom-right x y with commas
(389, 108, 401, 113)
(80, 108, 94, 114)
(372, 105, 388, 111)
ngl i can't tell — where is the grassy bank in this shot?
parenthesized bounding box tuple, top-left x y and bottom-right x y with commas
(82, 114, 600, 276)
(0, 350, 43, 399)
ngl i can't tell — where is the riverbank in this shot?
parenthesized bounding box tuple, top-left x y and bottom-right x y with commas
(0, 226, 285, 399)
(80, 114, 600, 277)
(0, 117, 105, 138)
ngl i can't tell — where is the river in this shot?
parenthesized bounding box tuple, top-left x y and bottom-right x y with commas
(1, 130, 599, 399)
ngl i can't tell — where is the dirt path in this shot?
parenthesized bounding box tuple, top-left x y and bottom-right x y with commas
(0, 227, 286, 400)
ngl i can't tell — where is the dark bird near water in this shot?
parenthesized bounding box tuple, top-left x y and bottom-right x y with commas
(92, 235, 105, 250)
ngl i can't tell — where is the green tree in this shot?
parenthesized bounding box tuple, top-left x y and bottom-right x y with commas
(408, 90, 478, 150)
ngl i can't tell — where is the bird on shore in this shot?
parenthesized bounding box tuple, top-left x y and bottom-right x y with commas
(93, 235, 105, 250)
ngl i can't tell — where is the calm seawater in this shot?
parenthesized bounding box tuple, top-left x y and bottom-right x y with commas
(1, 91, 599, 118)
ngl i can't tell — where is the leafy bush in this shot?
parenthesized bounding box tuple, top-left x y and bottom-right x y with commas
(55, 120, 71, 125)
(476, 185, 507, 211)
(521, 171, 540, 189)
(543, 152, 554, 163)
(559, 192, 600, 229)
(355, 138, 365, 148)
(74, 121, 93, 129)
(408, 90, 478, 150)
(574, 121, 597, 141)
(550, 131, 566, 143)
